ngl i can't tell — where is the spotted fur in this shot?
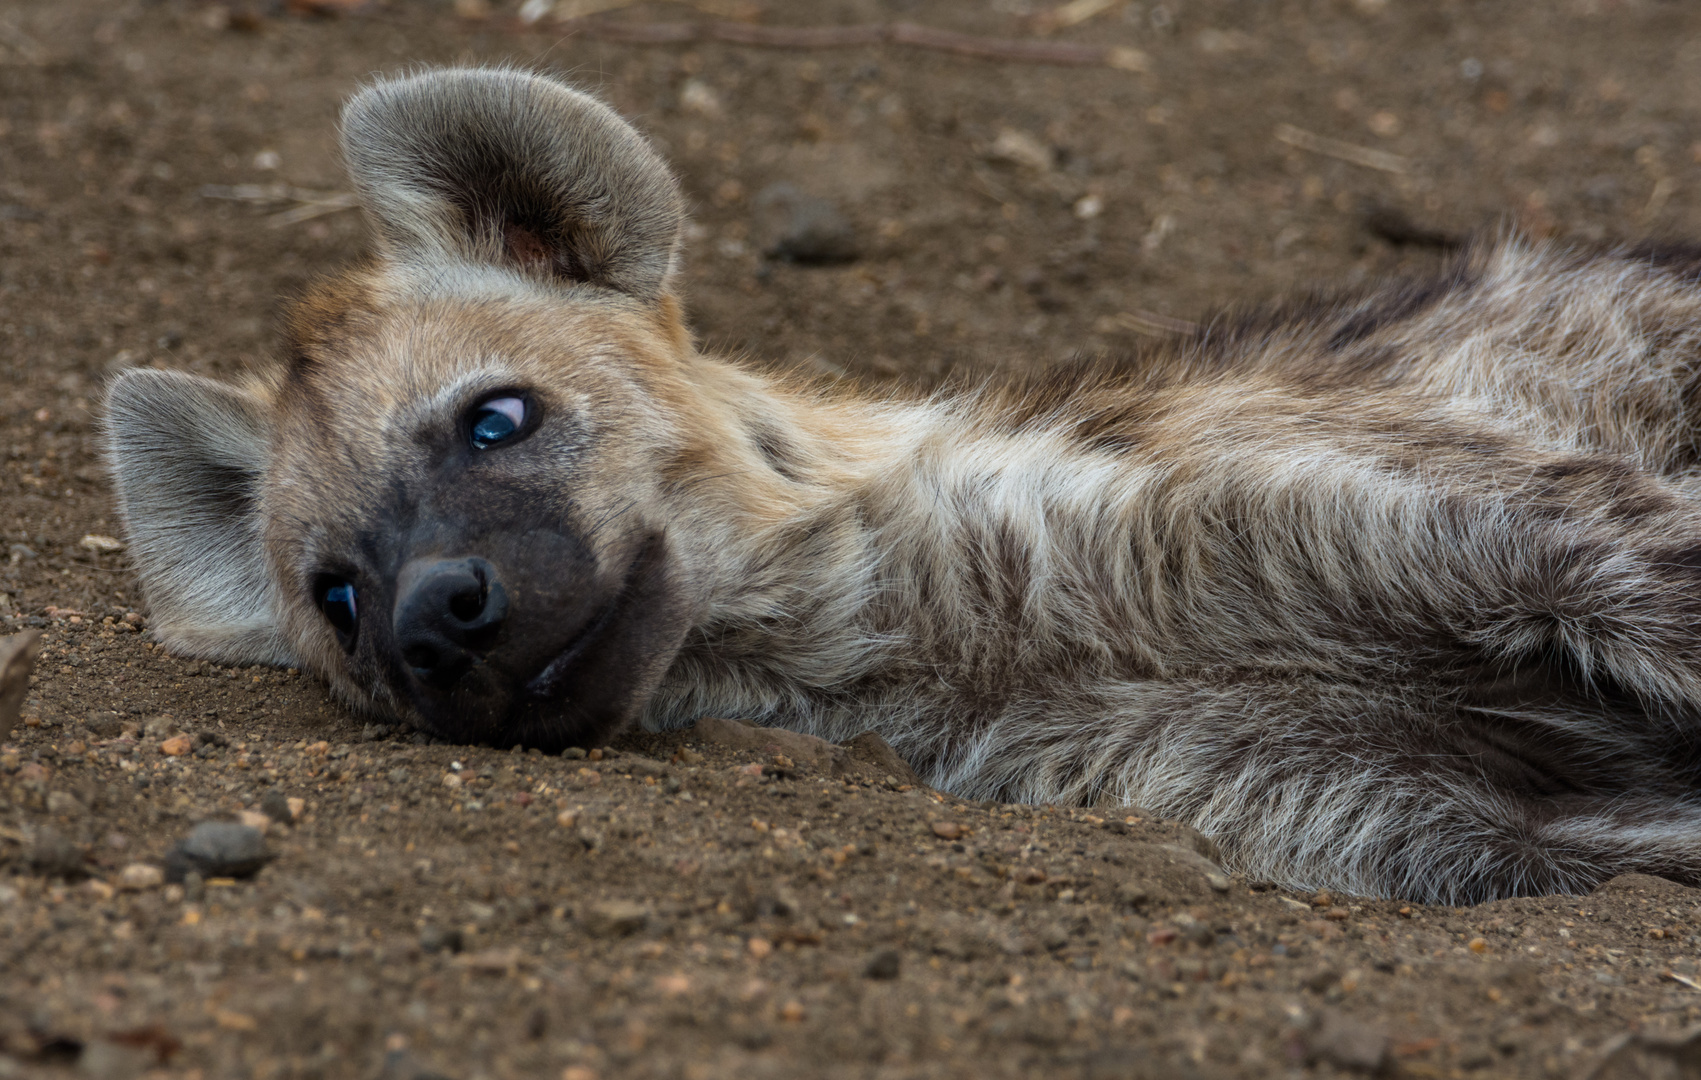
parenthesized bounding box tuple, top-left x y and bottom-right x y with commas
(106, 67, 1701, 903)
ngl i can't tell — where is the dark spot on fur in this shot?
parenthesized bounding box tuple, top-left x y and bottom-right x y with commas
(1627, 240, 1701, 284)
(1326, 268, 1473, 351)
(751, 424, 805, 483)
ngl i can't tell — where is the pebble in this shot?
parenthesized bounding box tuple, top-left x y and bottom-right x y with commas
(46, 790, 86, 816)
(27, 824, 84, 876)
(78, 534, 124, 553)
(753, 182, 859, 265)
(258, 789, 294, 825)
(159, 735, 192, 757)
(930, 821, 967, 841)
(580, 901, 650, 938)
(116, 862, 164, 891)
(863, 949, 902, 980)
(419, 925, 465, 954)
(1304, 1011, 1390, 1073)
(0, 629, 42, 742)
(237, 810, 272, 834)
(164, 821, 269, 882)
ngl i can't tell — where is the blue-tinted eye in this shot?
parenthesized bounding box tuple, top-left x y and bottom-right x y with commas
(470, 396, 526, 450)
(315, 576, 358, 645)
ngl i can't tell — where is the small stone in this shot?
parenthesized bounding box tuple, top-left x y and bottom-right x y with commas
(117, 863, 165, 890)
(679, 78, 723, 118)
(1305, 1011, 1390, 1073)
(779, 1000, 806, 1022)
(459, 946, 523, 975)
(930, 821, 966, 841)
(863, 949, 901, 980)
(987, 128, 1054, 170)
(0, 630, 42, 743)
(28, 825, 84, 876)
(77, 1039, 154, 1080)
(581, 901, 650, 938)
(286, 797, 305, 821)
(46, 790, 86, 816)
(747, 937, 774, 959)
(419, 925, 464, 954)
(78, 534, 125, 553)
(236, 810, 271, 834)
(753, 183, 859, 265)
(1205, 872, 1231, 893)
(255, 790, 292, 825)
(164, 821, 269, 882)
(1115, 883, 1151, 911)
(159, 735, 192, 757)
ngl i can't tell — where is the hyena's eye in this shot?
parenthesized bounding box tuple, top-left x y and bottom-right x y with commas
(469, 396, 527, 450)
(314, 575, 359, 647)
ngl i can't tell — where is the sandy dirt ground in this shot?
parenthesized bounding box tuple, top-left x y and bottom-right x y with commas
(6, 1, 1701, 1077)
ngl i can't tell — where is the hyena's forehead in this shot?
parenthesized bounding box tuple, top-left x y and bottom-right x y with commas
(279, 280, 666, 431)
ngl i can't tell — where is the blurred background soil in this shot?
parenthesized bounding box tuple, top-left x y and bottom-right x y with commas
(4, 1, 1701, 1077)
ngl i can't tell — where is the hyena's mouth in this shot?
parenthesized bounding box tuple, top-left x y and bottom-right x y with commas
(521, 541, 656, 702)
(412, 533, 687, 753)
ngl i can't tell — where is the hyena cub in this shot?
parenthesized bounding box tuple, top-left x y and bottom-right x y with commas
(106, 67, 1701, 903)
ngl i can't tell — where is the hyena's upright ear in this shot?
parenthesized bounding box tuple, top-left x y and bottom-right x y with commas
(341, 68, 685, 298)
(104, 370, 294, 667)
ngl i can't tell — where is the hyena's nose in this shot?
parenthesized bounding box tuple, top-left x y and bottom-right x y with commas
(393, 557, 509, 690)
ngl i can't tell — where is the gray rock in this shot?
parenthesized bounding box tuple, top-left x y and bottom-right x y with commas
(164, 821, 269, 882)
(863, 949, 901, 980)
(753, 182, 859, 265)
(258, 789, 294, 826)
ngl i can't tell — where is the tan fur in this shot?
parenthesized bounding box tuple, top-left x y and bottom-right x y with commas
(104, 68, 1701, 903)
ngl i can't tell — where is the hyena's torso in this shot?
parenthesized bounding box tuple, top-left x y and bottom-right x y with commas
(106, 68, 1701, 903)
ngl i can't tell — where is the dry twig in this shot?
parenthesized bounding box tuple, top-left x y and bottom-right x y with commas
(1106, 310, 1200, 338)
(1274, 123, 1412, 175)
(548, 17, 1148, 69)
(1030, 0, 1128, 35)
(199, 184, 361, 227)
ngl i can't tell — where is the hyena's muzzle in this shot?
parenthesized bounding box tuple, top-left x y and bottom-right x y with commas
(345, 491, 685, 752)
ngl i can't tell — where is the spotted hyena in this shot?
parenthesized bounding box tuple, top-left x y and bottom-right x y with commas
(104, 67, 1701, 903)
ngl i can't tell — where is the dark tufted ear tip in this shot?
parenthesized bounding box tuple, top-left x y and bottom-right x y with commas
(339, 67, 685, 300)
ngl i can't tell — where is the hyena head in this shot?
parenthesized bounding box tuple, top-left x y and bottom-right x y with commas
(106, 68, 736, 750)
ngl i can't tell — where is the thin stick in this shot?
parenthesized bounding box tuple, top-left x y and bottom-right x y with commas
(548, 17, 1149, 69)
(1109, 310, 1200, 338)
(1031, 0, 1128, 35)
(198, 184, 361, 227)
(1274, 123, 1412, 175)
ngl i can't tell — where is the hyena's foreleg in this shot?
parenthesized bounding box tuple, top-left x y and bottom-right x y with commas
(931, 676, 1701, 903)
(1143, 432, 1701, 725)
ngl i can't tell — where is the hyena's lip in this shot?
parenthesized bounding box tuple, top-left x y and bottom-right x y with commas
(519, 540, 655, 701)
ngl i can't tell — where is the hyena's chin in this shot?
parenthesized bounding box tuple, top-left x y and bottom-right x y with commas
(394, 534, 690, 753)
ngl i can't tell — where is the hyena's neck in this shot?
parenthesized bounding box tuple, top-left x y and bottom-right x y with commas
(646, 359, 1144, 768)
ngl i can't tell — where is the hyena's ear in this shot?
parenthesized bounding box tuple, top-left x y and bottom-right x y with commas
(340, 68, 685, 299)
(104, 370, 295, 667)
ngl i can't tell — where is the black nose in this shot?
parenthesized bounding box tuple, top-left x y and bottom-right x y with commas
(393, 557, 509, 690)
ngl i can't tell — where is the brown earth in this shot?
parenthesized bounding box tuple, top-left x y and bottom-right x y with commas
(5, 1, 1701, 1077)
